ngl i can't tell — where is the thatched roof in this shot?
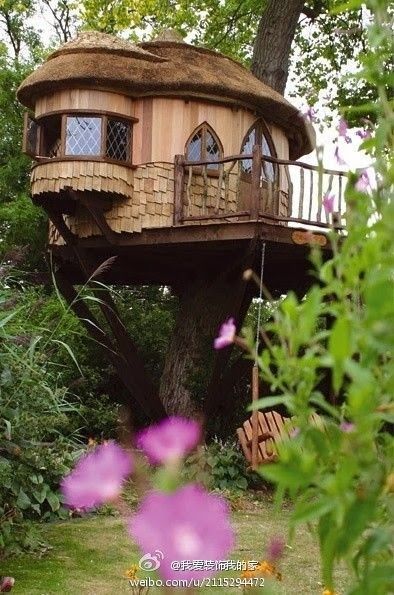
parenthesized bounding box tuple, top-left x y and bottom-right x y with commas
(17, 31, 314, 159)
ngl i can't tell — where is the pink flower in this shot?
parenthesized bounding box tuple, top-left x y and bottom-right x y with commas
(0, 577, 15, 592)
(61, 441, 133, 510)
(129, 484, 234, 580)
(267, 536, 286, 562)
(356, 129, 371, 140)
(355, 170, 370, 193)
(323, 192, 335, 215)
(302, 106, 317, 123)
(334, 146, 347, 166)
(338, 117, 351, 143)
(214, 317, 236, 349)
(290, 427, 300, 439)
(340, 422, 355, 433)
(136, 417, 200, 465)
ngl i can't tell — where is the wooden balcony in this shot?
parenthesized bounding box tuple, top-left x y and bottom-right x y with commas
(174, 144, 346, 230)
(49, 145, 346, 292)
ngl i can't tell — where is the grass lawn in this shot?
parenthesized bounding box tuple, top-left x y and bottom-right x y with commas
(3, 500, 351, 594)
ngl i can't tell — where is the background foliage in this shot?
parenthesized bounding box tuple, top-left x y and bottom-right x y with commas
(245, 2, 393, 592)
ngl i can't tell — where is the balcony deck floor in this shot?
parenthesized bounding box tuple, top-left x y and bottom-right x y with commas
(51, 220, 331, 295)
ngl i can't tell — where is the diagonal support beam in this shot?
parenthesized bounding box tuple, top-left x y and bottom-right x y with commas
(74, 191, 120, 245)
(43, 195, 166, 420)
(54, 269, 165, 420)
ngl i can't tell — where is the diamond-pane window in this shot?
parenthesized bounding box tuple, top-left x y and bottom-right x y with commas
(185, 123, 222, 170)
(65, 116, 102, 156)
(240, 120, 276, 181)
(187, 130, 202, 162)
(106, 119, 131, 162)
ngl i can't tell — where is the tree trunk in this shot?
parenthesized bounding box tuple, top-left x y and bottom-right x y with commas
(251, 0, 305, 95)
(159, 248, 256, 418)
(159, 277, 235, 417)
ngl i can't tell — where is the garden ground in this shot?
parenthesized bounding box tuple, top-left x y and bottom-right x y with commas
(4, 499, 351, 594)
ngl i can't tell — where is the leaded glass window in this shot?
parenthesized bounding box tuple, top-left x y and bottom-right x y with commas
(23, 111, 134, 164)
(185, 123, 222, 170)
(65, 116, 102, 156)
(106, 119, 131, 162)
(240, 120, 276, 182)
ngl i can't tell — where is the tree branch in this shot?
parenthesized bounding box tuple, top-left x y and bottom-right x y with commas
(302, 1, 326, 20)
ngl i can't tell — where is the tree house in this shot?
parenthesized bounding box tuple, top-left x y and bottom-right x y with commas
(17, 31, 346, 421)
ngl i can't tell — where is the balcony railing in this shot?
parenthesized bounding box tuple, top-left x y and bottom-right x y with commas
(174, 145, 347, 229)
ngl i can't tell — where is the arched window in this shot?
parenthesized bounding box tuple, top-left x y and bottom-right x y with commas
(240, 119, 276, 181)
(185, 123, 223, 170)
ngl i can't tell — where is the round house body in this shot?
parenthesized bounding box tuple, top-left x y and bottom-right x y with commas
(17, 31, 315, 245)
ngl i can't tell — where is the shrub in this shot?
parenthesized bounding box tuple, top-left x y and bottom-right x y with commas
(184, 439, 249, 492)
(0, 267, 84, 554)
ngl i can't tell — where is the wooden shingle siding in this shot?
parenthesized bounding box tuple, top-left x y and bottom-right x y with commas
(31, 161, 133, 201)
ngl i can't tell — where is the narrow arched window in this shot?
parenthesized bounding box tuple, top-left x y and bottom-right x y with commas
(185, 123, 222, 170)
(240, 119, 276, 181)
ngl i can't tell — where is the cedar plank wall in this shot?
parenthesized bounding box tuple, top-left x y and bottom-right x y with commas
(32, 91, 290, 243)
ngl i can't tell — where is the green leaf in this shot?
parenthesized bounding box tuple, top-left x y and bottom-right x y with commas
(33, 486, 48, 504)
(16, 489, 31, 510)
(300, 286, 321, 339)
(292, 498, 335, 524)
(46, 491, 60, 512)
(260, 463, 304, 487)
(336, 498, 377, 556)
(329, 317, 351, 392)
(329, 317, 351, 361)
(331, 0, 363, 14)
(51, 340, 83, 375)
(310, 393, 341, 420)
(31, 503, 41, 515)
(248, 395, 289, 411)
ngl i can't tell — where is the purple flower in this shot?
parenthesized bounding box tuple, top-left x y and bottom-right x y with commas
(355, 170, 370, 193)
(302, 106, 317, 123)
(338, 118, 351, 143)
(323, 192, 335, 215)
(334, 146, 347, 166)
(356, 129, 371, 140)
(290, 427, 300, 439)
(61, 441, 133, 510)
(136, 417, 200, 465)
(129, 484, 234, 580)
(214, 317, 236, 349)
(267, 536, 286, 562)
(340, 422, 355, 433)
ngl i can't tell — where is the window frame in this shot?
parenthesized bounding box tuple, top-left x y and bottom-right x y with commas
(23, 109, 137, 167)
(22, 112, 40, 158)
(240, 118, 278, 182)
(184, 122, 223, 176)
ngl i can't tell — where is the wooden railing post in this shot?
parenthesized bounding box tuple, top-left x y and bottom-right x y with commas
(250, 144, 262, 219)
(174, 154, 185, 225)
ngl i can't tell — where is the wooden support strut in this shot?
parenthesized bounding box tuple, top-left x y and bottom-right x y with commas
(77, 193, 120, 245)
(174, 154, 185, 225)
